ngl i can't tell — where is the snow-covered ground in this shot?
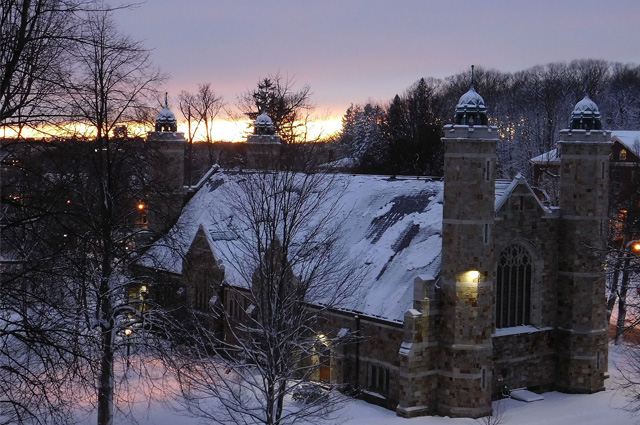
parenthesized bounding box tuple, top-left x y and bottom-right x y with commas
(75, 344, 640, 425)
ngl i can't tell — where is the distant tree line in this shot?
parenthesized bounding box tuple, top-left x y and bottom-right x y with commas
(339, 60, 640, 178)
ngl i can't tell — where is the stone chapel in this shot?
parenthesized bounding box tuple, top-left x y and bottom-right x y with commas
(139, 86, 610, 418)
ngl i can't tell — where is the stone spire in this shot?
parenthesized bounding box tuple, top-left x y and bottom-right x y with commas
(454, 66, 489, 126)
(155, 93, 178, 132)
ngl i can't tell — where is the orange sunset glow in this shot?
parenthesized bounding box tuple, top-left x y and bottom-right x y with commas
(1, 118, 343, 143)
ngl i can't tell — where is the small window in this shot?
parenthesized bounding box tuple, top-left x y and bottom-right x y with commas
(620, 149, 627, 160)
(483, 224, 490, 245)
(485, 160, 491, 181)
(368, 363, 390, 395)
(519, 196, 524, 212)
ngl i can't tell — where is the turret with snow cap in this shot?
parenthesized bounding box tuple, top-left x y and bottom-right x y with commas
(454, 85, 489, 126)
(145, 94, 186, 232)
(556, 95, 610, 394)
(437, 65, 497, 418)
(569, 95, 602, 131)
(245, 111, 282, 169)
(155, 103, 178, 132)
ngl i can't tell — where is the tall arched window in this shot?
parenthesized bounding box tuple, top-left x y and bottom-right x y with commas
(496, 244, 532, 328)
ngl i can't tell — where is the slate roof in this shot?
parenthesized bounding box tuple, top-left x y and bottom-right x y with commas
(142, 169, 524, 323)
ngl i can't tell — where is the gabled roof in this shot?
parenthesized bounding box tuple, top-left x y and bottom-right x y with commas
(141, 170, 444, 323)
(495, 173, 548, 213)
(611, 130, 640, 154)
(142, 169, 542, 323)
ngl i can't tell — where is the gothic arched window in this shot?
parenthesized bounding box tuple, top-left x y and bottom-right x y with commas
(496, 244, 532, 328)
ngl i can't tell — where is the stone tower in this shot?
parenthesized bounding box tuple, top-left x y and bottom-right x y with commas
(145, 101, 186, 233)
(245, 112, 282, 169)
(438, 83, 498, 418)
(556, 96, 610, 393)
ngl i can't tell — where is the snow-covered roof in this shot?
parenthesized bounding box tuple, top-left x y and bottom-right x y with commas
(531, 131, 640, 165)
(142, 170, 532, 323)
(495, 173, 547, 213)
(142, 171, 444, 322)
(611, 130, 640, 153)
(530, 148, 559, 165)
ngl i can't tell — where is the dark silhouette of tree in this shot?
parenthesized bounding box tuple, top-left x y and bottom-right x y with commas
(165, 167, 359, 425)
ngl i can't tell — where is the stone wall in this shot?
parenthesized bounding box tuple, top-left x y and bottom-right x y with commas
(319, 310, 404, 410)
(439, 125, 498, 418)
(556, 130, 610, 393)
(492, 330, 556, 396)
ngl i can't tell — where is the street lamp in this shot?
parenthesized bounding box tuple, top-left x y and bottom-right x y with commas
(124, 328, 132, 369)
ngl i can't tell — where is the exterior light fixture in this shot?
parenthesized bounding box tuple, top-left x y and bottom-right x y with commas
(124, 328, 132, 337)
(468, 270, 480, 283)
(459, 270, 481, 284)
(137, 202, 146, 210)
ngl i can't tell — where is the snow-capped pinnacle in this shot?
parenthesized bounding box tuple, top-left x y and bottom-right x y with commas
(157, 106, 177, 123)
(572, 95, 600, 116)
(456, 86, 486, 111)
(569, 95, 603, 130)
(155, 104, 178, 132)
(453, 85, 489, 126)
(254, 112, 275, 135)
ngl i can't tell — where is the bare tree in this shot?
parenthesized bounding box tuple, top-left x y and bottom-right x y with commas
(178, 83, 224, 173)
(165, 163, 359, 425)
(0, 0, 92, 126)
(54, 8, 166, 425)
(1, 141, 87, 424)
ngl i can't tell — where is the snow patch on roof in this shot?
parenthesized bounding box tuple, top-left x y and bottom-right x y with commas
(530, 148, 559, 165)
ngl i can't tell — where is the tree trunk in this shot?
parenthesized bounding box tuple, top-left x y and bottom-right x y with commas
(607, 250, 625, 324)
(97, 329, 114, 425)
(615, 256, 632, 345)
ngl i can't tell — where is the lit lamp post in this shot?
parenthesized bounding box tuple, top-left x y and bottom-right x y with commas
(627, 241, 640, 298)
(124, 328, 132, 370)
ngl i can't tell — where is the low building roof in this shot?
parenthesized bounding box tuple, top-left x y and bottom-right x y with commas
(141, 169, 527, 323)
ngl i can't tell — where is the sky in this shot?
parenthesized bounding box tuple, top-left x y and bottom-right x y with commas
(114, 0, 640, 123)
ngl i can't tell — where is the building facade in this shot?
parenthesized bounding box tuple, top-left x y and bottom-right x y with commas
(140, 90, 610, 418)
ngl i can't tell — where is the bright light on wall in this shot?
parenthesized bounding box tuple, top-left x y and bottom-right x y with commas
(460, 270, 481, 284)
